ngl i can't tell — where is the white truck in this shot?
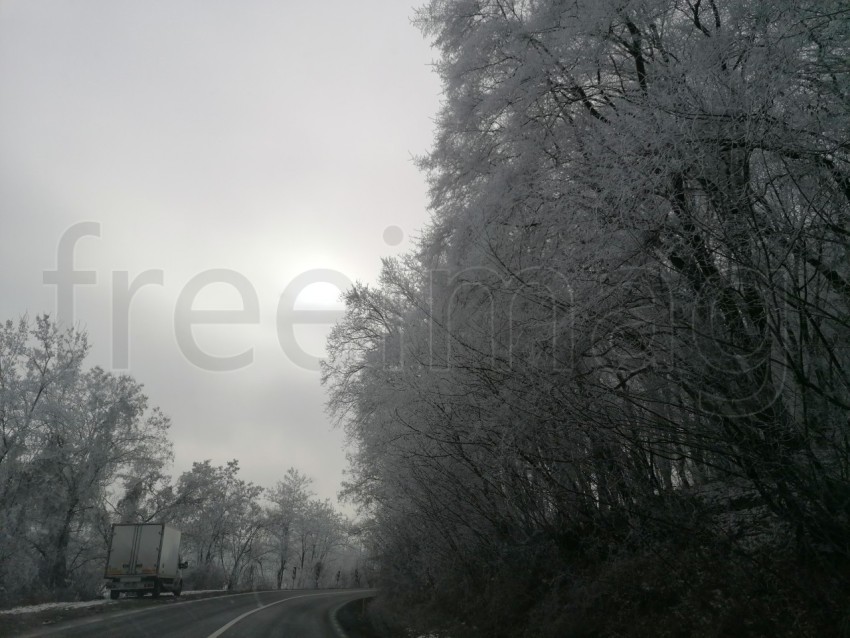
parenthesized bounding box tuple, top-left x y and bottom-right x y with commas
(104, 523, 187, 599)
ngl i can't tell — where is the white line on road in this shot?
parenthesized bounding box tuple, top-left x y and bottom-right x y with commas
(205, 592, 341, 638)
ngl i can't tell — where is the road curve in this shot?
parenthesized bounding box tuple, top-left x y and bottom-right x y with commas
(16, 589, 375, 638)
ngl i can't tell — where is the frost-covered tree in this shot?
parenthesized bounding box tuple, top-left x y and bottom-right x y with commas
(267, 468, 312, 589)
(172, 459, 265, 590)
(291, 498, 347, 589)
(325, 1, 850, 634)
(30, 368, 172, 590)
(0, 317, 88, 599)
(164, 462, 353, 592)
(0, 316, 173, 602)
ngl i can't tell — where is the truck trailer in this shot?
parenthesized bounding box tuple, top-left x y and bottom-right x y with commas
(104, 523, 186, 599)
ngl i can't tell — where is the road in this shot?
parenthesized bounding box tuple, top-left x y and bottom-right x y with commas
(15, 589, 375, 638)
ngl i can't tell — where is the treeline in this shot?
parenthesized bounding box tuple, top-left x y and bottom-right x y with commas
(0, 316, 363, 608)
(324, 1, 850, 636)
(172, 462, 364, 592)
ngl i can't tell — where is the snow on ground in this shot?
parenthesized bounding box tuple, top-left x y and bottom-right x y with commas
(0, 599, 112, 615)
(0, 590, 226, 615)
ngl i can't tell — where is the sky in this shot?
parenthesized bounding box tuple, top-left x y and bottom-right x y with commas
(0, 0, 442, 506)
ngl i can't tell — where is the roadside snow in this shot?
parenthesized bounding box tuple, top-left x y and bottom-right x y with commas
(0, 599, 112, 615)
(0, 590, 227, 615)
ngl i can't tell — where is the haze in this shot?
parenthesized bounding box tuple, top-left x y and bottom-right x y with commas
(0, 0, 441, 503)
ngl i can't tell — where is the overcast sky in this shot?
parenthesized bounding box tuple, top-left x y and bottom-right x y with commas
(0, 0, 441, 505)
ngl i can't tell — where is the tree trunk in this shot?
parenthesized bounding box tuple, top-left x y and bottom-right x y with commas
(45, 502, 76, 590)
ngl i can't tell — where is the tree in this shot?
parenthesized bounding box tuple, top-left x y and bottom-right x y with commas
(288, 497, 346, 588)
(31, 368, 172, 590)
(267, 468, 312, 589)
(0, 316, 173, 600)
(173, 460, 265, 590)
(325, 1, 850, 634)
(0, 317, 88, 600)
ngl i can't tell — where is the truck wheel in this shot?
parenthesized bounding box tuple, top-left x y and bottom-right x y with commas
(152, 581, 161, 598)
(173, 583, 182, 597)
(110, 590, 120, 600)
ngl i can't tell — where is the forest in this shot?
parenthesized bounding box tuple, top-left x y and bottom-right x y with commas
(324, 0, 850, 636)
(0, 316, 363, 608)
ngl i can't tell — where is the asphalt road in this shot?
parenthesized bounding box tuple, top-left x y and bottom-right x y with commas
(15, 589, 375, 638)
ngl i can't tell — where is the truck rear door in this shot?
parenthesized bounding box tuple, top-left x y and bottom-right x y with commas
(136, 525, 163, 575)
(105, 525, 137, 576)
